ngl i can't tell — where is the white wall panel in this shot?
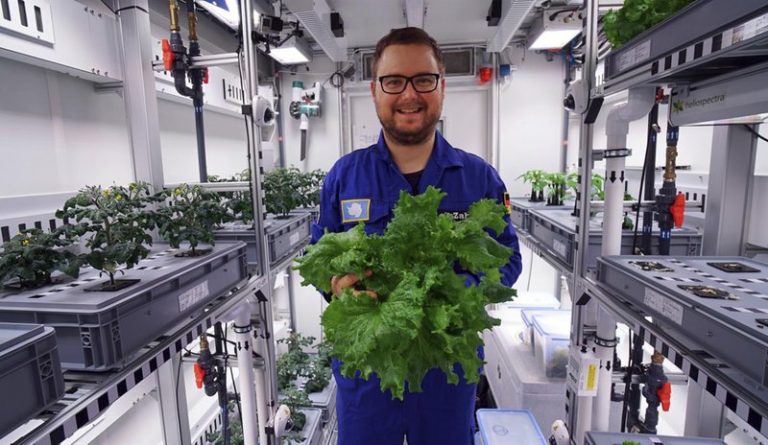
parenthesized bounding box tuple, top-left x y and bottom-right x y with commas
(498, 49, 564, 197)
(0, 58, 132, 198)
(158, 99, 249, 184)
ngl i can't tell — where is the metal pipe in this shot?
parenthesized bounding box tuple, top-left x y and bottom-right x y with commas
(240, 0, 280, 439)
(169, 0, 179, 32)
(234, 304, 260, 445)
(252, 323, 270, 445)
(641, 101, 659, 254)
(572, 0, 599, 442)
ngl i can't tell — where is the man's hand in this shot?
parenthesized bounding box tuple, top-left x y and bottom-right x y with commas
(331, 269, 378, 299)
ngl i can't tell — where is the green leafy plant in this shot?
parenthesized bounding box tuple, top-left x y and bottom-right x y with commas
(603, 0, 695, 48)
(264, 167, 327, 217)
(545, 172, 568, 206)
(56, 183, 159, 290)
(517, 169, 547, 202)
(156, 184, 233, 256)
(316, 340, 333, 369)
(0, 228, 81, 289)
(276, 332, 315, 391)
(281, 386, 312, 435)
(294, 186, 516, 400)
(205, 402, 244, 445)
(592, 174, 605, 200)
(303, 356, 331, 393)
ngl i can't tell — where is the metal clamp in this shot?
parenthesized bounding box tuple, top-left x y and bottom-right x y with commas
(592, 334, 619, 347)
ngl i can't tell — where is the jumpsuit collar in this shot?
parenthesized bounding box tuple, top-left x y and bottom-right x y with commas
(373, 131, 464, 169)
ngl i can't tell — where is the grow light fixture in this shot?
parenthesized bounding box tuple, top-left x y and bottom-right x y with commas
(269, 36, 313, 65)
(528, 10, 581, 50)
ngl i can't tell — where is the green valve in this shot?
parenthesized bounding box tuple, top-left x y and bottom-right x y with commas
(292, 80, 304, 88)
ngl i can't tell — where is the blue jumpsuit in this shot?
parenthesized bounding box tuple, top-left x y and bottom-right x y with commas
(311, 131, 523, 445)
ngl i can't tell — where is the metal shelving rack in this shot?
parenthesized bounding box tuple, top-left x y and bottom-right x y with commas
(0, 0, 300, 443)
(562, 0, 768, 442)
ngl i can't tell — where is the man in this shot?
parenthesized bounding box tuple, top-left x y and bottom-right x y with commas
(311, 27, 522, 445)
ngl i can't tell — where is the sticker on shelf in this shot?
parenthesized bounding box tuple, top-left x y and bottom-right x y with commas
(178, 281, 210, 312)
(553, 238, 568, 258)
(615, 40, 651, 73)
(289, 232, 301, 246)
(644, 288, 684, 325)
(577, 357, 600, 397)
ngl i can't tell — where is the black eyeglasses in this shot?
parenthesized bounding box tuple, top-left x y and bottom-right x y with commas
(378, 73, 441, 94)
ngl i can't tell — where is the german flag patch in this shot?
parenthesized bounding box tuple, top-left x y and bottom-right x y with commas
(503, 192, 512, 216)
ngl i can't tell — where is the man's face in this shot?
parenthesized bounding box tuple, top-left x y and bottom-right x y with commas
(371, 44, 445, 146)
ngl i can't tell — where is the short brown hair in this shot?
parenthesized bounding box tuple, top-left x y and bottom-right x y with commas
(371, 27, 445, 78)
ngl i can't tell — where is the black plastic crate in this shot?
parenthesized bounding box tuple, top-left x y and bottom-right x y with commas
(0, 242, 247, 370)
(214, 212, 311, 269)
(0, 323, 64, 436)
(528, 209, 702, 271)
(509, 198, 572, 234)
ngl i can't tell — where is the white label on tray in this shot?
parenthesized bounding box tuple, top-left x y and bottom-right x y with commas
(731, 13, 768, 44)
(289, 232, 301, 246)
(553, 239, 568, 258)
(644, 288, 683, 325)
(178, 281, 210, 312)
(616, 40, 651, 73)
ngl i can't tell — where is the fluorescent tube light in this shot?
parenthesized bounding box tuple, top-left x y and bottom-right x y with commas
(269, 36, 313, 65)
(529, 29, 581, 49)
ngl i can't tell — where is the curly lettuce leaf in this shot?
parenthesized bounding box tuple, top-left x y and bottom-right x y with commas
(294, 186, 516, 399)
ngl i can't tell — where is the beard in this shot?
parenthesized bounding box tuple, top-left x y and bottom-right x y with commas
(377, 103, 441, 146)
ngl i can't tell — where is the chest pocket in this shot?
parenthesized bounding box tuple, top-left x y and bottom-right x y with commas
(341, 202, 391, 235)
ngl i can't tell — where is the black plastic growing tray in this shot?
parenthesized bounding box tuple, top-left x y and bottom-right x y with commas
(0, 242, 247, 371)
(214, 211, 312, 270)
(0, 323, 64, 437)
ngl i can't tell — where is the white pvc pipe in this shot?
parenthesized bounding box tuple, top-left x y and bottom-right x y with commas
(252, 328, 270, 445)
(592, 87, 656, 433)
(234, 305, 260, 445)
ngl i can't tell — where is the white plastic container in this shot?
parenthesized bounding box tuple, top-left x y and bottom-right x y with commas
(532, 311, 571, 378)
(476, 409, 547, 445)
(521, 308, 569, 353)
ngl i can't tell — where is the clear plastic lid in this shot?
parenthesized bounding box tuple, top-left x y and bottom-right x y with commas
(477, 409, 547, 445)
(532, 311, 571, 339)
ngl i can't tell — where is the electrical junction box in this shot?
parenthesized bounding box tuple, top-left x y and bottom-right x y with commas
(0, 242, 247, 370)
(586, 431, 726, 445)
(214, 211, 311, 271)
(528, 209, 702, 272)
(597, 256, 768, 389)
(0, 323, 64, 437)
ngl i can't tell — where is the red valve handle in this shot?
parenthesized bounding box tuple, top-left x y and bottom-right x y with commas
(162, 39, 174, 71)
(658, 381, 672, 412)
(670, 192, 686, 228)
(193, 362, 205, 389)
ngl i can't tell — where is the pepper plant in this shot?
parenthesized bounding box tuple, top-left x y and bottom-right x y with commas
(156, 184, 233, 256)
(0, 228, 81, 289)
(545, 172, 568, 206)
(56, 183, 159, 290)
(517, 169, 547, 202)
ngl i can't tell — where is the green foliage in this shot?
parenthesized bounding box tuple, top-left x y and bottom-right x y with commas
(316, 340, 333, 368)
(56, 183, 159, 286)
(276, 332, 315, 391)
(205, 402, 244, 445)
(264, 167, 326, 217)
(156, 184, 233, 255)
(603, 0, 694, 48)
(545, 172, 568, 205)
(592, 173, 605, 200)
(281, 387, 311, 433)
(294, 186, 516, 400)
(0, 228, 81, 289)
(303, 356, 331, 393)
(622, 441, 642, 445)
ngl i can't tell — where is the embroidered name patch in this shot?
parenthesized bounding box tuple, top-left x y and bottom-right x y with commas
(341, 199, 371, 223)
